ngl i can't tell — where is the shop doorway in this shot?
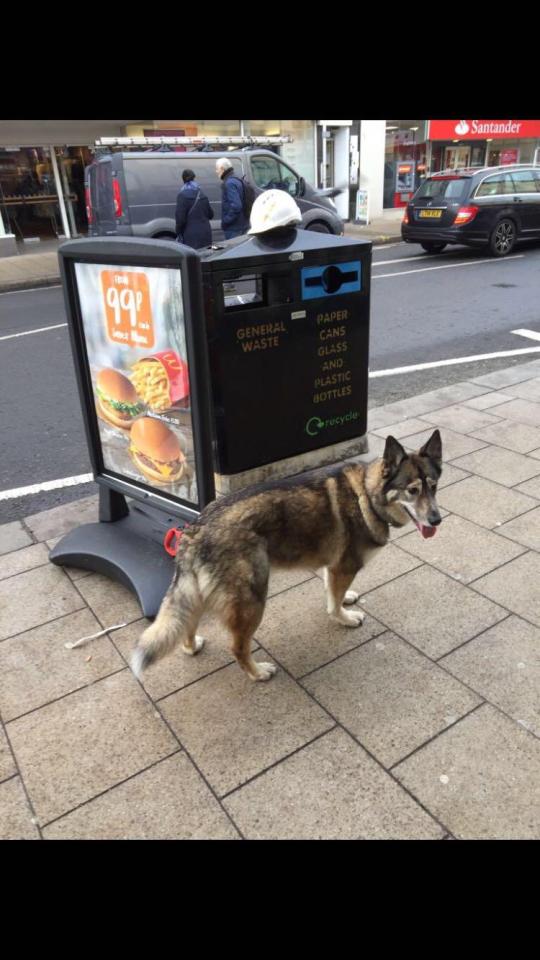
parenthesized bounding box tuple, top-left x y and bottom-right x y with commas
(444, 146, 471, 169)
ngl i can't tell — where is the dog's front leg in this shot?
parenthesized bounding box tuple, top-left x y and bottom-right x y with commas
(325, 566, 364, 627)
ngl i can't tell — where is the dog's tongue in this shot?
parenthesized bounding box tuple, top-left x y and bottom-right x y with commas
(415, 521, 437, 539)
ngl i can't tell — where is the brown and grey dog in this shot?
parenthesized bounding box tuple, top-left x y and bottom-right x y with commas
(131, 430, 442, 683)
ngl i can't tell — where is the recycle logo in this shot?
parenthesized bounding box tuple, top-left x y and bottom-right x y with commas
(454, 120, 470, 136)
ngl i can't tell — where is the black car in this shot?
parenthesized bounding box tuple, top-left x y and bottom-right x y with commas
(401, 164, 540, 257)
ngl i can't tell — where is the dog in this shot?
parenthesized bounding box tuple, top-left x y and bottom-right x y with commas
(131, 429, 442, 683)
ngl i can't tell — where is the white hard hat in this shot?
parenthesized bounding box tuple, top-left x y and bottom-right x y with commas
(248, 189, 302, 234)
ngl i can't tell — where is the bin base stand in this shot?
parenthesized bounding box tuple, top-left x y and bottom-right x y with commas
(214, 433, 369, 496)
(49, 492, 190, 618)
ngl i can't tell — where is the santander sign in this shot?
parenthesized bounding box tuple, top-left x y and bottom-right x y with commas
(429, 119, 540, 140)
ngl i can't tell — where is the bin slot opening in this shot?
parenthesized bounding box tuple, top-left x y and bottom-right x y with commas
(223, 274, 264, 311)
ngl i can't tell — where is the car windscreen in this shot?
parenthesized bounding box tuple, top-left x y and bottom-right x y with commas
(414, 177, 468, 201)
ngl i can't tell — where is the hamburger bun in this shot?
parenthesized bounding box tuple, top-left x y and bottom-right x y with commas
(129, 417, 185, 484)
(95, 368, 142, 431)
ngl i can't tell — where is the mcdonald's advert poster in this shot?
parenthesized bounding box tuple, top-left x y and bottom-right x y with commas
(74, 262, 198, 505)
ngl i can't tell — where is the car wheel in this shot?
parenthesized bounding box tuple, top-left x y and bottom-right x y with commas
(420, 242, 446, 254)
(488, 219, 516, 257)
(306, 221, 332, 233)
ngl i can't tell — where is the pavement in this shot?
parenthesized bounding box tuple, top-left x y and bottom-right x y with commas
(0, 214, 404, 293)
(2, 359, 540, 839)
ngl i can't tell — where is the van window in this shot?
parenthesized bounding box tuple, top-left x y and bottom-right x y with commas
(415, 177, 467, 200)
(250, 156, 300, 197)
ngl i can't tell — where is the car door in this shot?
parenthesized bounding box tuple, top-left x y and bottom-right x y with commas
(510, 169, 540, 236)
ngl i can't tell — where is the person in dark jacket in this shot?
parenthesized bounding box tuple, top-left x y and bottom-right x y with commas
(215, 157, 249, 239)
(175, 169, 214, 249)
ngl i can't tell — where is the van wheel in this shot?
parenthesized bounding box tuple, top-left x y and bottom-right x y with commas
(306, 221, 332, 233)
(420, 242, 446, 253)
(153, 232, 176, 241)
(488, 219, 516, 257)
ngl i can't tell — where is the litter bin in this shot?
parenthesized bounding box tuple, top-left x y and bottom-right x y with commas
(200, 229, 372, 491)
(49, 238, 215, 616)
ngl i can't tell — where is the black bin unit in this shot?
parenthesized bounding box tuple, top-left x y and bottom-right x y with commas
(200, 230, 372, 476)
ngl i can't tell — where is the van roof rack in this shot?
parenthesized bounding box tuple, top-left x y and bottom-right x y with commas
(95, 135, 292, 149)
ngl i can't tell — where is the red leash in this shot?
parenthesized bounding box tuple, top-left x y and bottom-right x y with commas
(163, 525, 188, 557)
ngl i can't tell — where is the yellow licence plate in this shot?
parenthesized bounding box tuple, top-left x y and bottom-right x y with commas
(419, 209, 443, 219)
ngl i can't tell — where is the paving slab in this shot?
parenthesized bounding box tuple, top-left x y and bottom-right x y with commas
(507, 377, 540, 404)
(371, 417, 432, 440)
(0, 608, 124, 722)
(470, 363, 540, 389)
(396, 514, 525, 584)
(393, 705, 540, 839)
(0, 777, 40, 840)
(401, 426, 487, 462)
(441, 615, 540, 737)
(468, 419, 540, 454)
(255, 577, 385, 678)
(450, 445, 540, 487)
(267, 567, 316, 598)
(0, 564, 85, 642)
(490, 398, 540, 429)
(515, 476, 540, 499)
(75, 572, 143, 627)
(0, 521, 33, 555)
(7, 670, 178, 824)
(496, 505, 540, 551)
(421, 404, 503, 434)
(303, 633, 480, 768)
(224, 727, 443, 840)
(43, 753, 239, 840)
(24, 494, 98, 542)
(160, 657, 333, 797)
(361, 565, 508, 659)
(437, 476, 538, 529)
(0, 724, 16, 783)
(473, 552, 540, 628)
(0, 543, 50, 582)
(462, 391, 515, 410)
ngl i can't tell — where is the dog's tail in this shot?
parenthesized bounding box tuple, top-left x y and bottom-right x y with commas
(130, 565, 202, 678)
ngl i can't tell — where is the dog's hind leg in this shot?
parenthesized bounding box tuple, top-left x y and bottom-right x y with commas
(323, 567, 360, 606)
(227, 603, 276, 681)
(326, 565, 364, 627)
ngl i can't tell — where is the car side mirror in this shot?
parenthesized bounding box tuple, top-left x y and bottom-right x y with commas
(298, 176, 305, 197)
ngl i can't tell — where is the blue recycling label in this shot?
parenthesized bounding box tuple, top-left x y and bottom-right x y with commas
(301, 261, 361, 300)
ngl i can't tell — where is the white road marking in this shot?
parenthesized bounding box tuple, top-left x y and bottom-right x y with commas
(0, 284, 62, 296)
(372, 253, 450, 267)
(372, 254, 524, 279)
(511, 328, 540, 342)
(0, 323, 67, 342)
(372, 242, 403, 251)
(0, 473, 93, 502)
(369, 345, 540, 378)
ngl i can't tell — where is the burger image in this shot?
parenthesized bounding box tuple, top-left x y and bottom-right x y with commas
(129, 417, 186, 485)
(96, 368, 144, 430)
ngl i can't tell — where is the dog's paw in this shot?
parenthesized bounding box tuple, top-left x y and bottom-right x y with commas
(251, 661, 277, 682)
(343, 589, 360, 605)
(181, 634, 205, 656)
(333, 607, 365, 628)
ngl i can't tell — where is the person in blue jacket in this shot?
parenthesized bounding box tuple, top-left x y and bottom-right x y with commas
(215, 157, 248, 239)
(175, 169, 214, 249)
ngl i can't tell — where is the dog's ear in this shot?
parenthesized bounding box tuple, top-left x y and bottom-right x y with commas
(419, 429, 442, 466)
(382, 435, 407, 477)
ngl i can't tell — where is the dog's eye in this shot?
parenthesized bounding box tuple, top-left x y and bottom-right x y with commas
(407, 484, 420, 496)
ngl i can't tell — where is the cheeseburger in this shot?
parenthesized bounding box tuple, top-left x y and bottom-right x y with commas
(96, 368, 143, 430)
(129, 417, 185, 484)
